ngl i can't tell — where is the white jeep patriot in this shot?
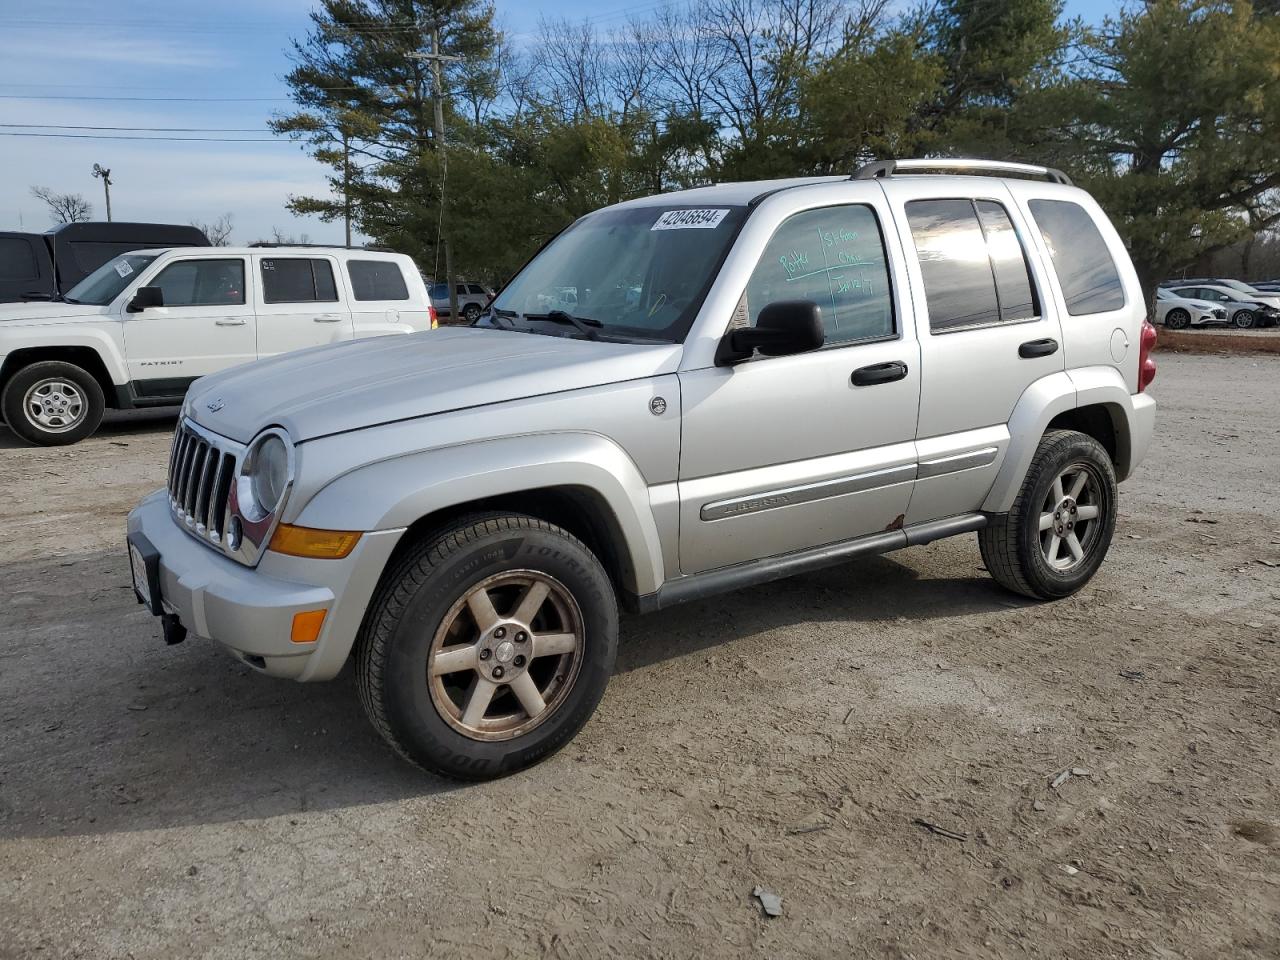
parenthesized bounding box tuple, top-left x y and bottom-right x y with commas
(0, 246, 433, 445)
(126, 159, 1158, 780)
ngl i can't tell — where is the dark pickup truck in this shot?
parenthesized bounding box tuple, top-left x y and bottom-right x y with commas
(0, 222, 210, 303)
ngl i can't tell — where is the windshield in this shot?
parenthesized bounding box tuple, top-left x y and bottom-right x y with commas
(64, 253, 157, 305)
(488, 204, 748, 342)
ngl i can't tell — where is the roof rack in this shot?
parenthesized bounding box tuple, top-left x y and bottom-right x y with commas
(851, 158, 1073, 187)
(248, 241, 395, 251)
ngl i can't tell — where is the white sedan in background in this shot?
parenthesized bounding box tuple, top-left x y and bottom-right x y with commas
(1154, 289, 1227, 329)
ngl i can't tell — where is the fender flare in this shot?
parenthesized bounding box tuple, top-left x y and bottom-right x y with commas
(982, 367, 1148, 514)
(293, 432, 668, 596)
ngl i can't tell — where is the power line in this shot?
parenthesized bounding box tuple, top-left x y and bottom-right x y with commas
(0, 123, 270, 133)
(0, 94, 291, 102)
(0, 132, 288, 143)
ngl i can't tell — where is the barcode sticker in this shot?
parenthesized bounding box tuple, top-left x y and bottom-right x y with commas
(651, 208, 729, 231)
(114, 260, 134, 278)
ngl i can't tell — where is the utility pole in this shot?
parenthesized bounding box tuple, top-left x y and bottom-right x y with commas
(341, 130, 352, 247)
(91, 163, 112, 221)
(409, 28, 463, 322)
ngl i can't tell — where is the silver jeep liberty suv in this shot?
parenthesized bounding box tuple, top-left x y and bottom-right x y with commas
(127, 159, 1158, 779)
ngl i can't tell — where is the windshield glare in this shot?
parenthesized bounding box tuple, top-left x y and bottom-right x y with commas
(65, 253, 157, 305)
(490, 205, 747, 341)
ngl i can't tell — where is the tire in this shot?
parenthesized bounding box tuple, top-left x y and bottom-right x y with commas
(463, 303, 482, 323)
(355, 513, 618, 780)
(1163, 309, 1190, 330)
(979, 430, 1118, 600)
(1232, 309, 1256, 329)
(0, 360, 105, 446)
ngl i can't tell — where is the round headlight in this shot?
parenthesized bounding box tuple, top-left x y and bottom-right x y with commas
(238, 431, 293, 522)
(251, 434, 289, 510)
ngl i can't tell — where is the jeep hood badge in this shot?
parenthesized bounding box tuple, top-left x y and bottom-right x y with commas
(206, 398, 225, 413)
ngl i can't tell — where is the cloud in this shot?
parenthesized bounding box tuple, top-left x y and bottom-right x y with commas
(0, 29, 232, 71)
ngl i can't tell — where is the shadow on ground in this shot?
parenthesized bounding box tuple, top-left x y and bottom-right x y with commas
(0, 406, 179, 450)
(0, 540, 1023, 841)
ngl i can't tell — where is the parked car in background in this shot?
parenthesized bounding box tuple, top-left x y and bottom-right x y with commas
(1153, 288, 1227, 329)
(429, 281, 494, 323)
(126, 158, 1157, 780)
(0, 222, 210, 303)
(0, 246, 435, 445)
(1165, 282, 1280, 328)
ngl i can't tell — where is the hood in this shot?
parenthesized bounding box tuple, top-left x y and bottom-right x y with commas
(0, 301, 111, 324)
(186, 327, 683, 443)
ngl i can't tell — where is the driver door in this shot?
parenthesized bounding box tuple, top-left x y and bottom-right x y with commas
(676, 198, 921, 574)
(122, 256, 256, 399)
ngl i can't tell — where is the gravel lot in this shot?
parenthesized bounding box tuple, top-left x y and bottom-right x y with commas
(1, 352, 1278, 959)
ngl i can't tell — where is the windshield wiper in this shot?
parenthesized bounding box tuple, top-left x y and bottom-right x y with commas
(525, 310, 602, 340)
(482, 306, 518, 330)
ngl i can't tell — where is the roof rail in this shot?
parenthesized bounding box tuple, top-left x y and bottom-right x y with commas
(247, 241, 395, 251)
(851, 158, 1073, 187)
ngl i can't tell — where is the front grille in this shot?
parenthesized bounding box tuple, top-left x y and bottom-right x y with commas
(167, 418, 243, 548)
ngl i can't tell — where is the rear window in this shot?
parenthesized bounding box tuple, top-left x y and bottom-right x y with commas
(348, 260, 409, 301)
(1028, 199, 1125, 315)
(261, 257, 338, 303)
(0, 237, 39, 280)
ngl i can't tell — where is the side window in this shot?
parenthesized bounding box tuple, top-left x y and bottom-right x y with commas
(0, 238, 39, 280)
(348, 259, 409, 301)
(905, 198, 1041, 333)
(975, 201, 1038, 322)
(260, 258, 338, 303)
(1027, 199, 1125, 315)
(743, 204, 894, 345)
(467, 284, 485, 295)
(152, 259, 245, 306)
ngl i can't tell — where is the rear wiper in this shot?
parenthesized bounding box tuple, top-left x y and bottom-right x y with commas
(526, 310, 602, 339)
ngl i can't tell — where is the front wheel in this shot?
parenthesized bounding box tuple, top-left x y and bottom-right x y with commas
(1232, 309, 1256, 329)
(979, 430, 1118, 600)
(1, 360, 105, 446)
(1163, 309, 1190, 330)
(463, 303, 482, 323)
(356, 514, 618, 780)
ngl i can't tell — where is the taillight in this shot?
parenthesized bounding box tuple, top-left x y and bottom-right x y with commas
(428, 304, 439, 329)
(1138, 319, 1157, 392)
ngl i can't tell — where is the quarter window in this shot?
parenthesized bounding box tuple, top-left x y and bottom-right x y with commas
(743, 204, 895, 345)
(906, 198, 1038, 333)
(152, 259, 245, 306)
(1027, 199, 1125, 315)
(260, 257, 338, 303)
(348, 259, 409, 301)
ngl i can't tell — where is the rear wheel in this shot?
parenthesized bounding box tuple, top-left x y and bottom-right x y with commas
(356, 514, 618, 780)
(979, 430, 1118, 600)
(1, 360, 105, 446)
(1232, 309, 1256, 329)
(1163, 309, 1190, 330)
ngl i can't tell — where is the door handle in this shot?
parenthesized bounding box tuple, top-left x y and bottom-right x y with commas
(1019, 337, 1059, 359)
(313, 315, 344, 323)
(215, 318, 247, 326)
(851, 361, 908, 386)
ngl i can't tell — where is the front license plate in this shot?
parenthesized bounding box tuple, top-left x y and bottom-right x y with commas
(127, 532, 163, 616)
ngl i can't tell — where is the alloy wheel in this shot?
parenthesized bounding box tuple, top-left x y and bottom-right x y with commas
(1038, 463, 1104, 571)
(23, 378, 86, 433)
(427, 570, 585, 741)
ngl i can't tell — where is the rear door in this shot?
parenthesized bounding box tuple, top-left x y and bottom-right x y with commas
(880, 178, 1065, 523)
(344, 258, 423, 336)
(253, 255, 353, 357)
(122, 255, 256, 398)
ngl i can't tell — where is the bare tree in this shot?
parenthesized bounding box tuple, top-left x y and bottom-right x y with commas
(30, 186, 92, 224)
(191, 213, 234, 246)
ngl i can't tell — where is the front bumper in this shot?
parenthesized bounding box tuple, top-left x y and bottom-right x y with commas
(126, 491, 404, 681)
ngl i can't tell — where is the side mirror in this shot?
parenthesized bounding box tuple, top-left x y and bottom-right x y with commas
(127, 286, 164, 313)
(716, 300, 825, 365)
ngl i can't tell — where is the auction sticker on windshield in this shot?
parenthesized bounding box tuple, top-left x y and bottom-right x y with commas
(652, 208, 730, 230)
(114, 260, 134, 278)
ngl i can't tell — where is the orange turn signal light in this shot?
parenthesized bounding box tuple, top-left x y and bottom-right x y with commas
(291, 609, 328, 644)
(269, 524, 362, 559)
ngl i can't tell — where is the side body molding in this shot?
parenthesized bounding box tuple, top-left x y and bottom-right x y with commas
(293, 432, 668, 597)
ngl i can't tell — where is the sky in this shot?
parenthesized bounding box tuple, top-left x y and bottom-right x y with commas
(0, 0, 1114, 245)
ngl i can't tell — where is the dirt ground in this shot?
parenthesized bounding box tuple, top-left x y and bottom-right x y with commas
(1, 352, 1278, 960)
